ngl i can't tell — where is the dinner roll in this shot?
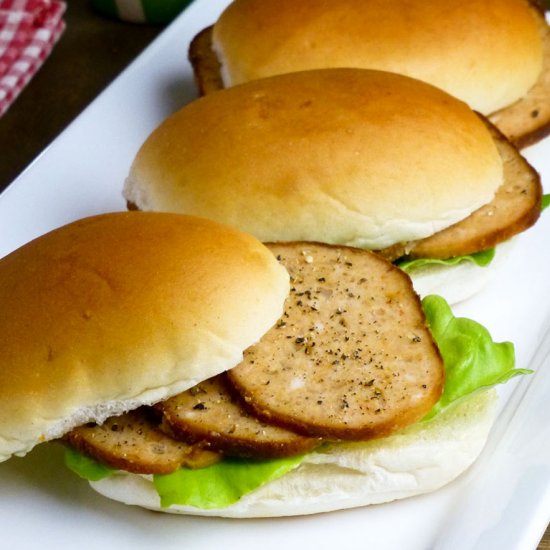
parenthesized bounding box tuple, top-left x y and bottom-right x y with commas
(0, 212, 289, 461)
(124, 69, 503, 250)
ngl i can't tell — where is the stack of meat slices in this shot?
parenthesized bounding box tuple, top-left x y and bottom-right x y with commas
(64, 243, 445, 473)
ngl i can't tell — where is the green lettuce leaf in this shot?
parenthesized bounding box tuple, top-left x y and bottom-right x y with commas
(542, 194, 550, 212)
(398, 247, 495, 273)
(64, 446, 115, 481)
(63, 295, 530, 509)
(421, 294, 529, 420)
(63, 447, 304, 509)
(154, 455, 305, 509)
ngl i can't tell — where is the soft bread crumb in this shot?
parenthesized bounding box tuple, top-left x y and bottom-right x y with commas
(90, 390, 497, 517)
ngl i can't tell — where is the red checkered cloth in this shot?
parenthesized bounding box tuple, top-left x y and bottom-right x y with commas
(0, 0, 65, 116)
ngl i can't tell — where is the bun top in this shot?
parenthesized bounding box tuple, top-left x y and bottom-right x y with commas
(0, 212, 289, 461)
(125, 69, 503, 249)
(212, 0, 544, 115)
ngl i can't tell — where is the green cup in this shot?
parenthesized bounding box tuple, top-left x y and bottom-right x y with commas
(91, 0, 193, 24)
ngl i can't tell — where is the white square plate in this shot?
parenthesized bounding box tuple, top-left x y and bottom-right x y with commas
(1, 2, 549, 548)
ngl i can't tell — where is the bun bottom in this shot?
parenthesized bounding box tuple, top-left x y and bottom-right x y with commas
(90, 390, 496, 518)
(409, 241, 513, 304)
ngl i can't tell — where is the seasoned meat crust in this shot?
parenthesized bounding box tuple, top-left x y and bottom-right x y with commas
(157, 374, 321, 458)
(488, 2, 550, 148)
(228, 243, 444, 440)
(64, 410, 220, 474)
(188, 26, 223, 96)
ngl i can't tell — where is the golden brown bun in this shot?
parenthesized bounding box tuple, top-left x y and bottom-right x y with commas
(212, 0, 544, 117)
(0, 212, 289, 461)
(124, 69, 503, 250)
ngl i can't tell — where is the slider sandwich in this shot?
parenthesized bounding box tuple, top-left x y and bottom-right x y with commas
(0, 211, 527, 516)
(189, 0, 550, 148)
(123, 68, 544, 304)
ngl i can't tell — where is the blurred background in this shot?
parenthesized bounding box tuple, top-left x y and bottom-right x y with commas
(0, 1, 168, 192)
